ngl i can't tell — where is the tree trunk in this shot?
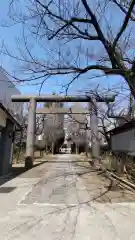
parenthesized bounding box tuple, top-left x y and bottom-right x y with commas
(40, 150, 44, 158)
(117, 155, 126, 177)
(45, 144, 48, 153)
(52, 142, 55, 154)
(76, 144, 79, 154)
(126, 75, 135, 99)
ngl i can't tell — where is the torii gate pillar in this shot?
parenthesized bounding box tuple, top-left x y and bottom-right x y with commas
(89, 96, 100, 165)
(25, 98, 36, 169)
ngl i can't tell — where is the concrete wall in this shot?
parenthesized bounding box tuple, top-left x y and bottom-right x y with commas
(0, 69, 23, 122)
(111, 128, 135, 152)
(0, 119, 14, 176)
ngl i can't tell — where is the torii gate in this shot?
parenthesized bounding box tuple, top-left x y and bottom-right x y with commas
(11, 95, 115, 168)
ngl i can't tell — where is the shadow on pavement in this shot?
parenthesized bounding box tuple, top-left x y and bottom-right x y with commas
(0, 160, 48, 187)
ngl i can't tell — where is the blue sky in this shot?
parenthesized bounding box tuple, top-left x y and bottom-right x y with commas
(0, 0, 130, 109)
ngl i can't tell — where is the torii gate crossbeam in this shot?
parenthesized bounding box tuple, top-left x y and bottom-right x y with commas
(11, 94, 115, 169)
(11, 95, 115, 103)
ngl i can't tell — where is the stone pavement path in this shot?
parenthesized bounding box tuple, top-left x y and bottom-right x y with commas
(0, 154, 135, 239)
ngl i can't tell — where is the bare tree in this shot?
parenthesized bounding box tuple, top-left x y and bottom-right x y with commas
(1, 0, 135, 95)
(67, 86, 133, 155)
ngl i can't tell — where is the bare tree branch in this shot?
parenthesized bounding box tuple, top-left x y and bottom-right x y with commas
(113, 0, 135, 48)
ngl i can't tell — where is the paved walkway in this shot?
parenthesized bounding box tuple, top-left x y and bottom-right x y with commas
(0, 154, 135, 239)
